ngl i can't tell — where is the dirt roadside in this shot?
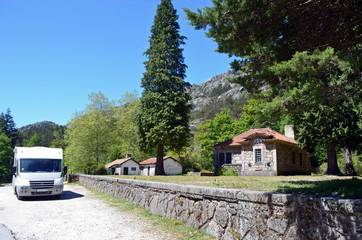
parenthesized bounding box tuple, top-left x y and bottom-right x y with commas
(0, 184, 173, 240)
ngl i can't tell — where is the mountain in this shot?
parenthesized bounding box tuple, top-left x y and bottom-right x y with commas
(189, 70, 250, 130)
(18, 121, 66, 147)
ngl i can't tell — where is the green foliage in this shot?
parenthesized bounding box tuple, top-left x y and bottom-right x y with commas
(23, 133, 41, 147)
(19, 122, 66, 147)
(0, 132, 13, 181)
(186, 1, 361, 175)
(65, 92, 115, 174)
(0, 108, 18, 148)
(51, 129, 66, 149)
(167, 146, 202, 173)
(194, 101, 260, 171)
(94, 164, 110, 175)
(138, 0, 191, 174)
(217, 168, 238, 176)
(316, 151, 362, 176)
(65, 91, 147, 174)
(185, 0, 361, 91)
(109, 91, 150, 162)
(270, 48, 361, 174)
(194, 109, 235, 171)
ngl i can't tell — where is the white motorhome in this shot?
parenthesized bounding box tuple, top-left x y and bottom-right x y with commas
(12, 147, 66, 200)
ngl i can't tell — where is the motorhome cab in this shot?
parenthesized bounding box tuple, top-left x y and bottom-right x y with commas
(12, 147, 66, 200)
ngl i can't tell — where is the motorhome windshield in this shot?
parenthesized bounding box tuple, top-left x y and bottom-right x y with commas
(20, 158, 62, 173)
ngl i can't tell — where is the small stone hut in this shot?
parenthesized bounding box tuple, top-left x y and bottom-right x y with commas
(105, 154, 140, 175)
(139, 156, 183, 176)
(212, 126, 311, 176)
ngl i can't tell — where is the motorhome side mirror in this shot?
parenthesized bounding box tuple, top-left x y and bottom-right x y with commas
(12, 166, 16, 175)
(63, 166, 68, 175)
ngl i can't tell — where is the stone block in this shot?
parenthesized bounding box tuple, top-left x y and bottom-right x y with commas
(215, 207, 229, 228)
(267, 217, 289, 234)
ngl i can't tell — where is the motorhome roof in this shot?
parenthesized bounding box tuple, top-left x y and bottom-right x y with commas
(14, 147, 63, 159)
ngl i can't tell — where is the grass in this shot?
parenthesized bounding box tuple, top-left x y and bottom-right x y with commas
(75, 183, 215, 240)
(103, 175, 362, 199)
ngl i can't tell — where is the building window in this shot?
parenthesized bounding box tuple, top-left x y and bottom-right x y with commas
(299, 152, 303, 165)
(131, 167, 137, 171)
(226, 152, 232, 164)
(219, 152, 225, 165)
(255, 149, 262, 163)
(292, 151, 296, 164)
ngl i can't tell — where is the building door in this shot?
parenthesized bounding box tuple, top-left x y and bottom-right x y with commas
(124, 167, 129, 175)
(147, 166, 150, 176)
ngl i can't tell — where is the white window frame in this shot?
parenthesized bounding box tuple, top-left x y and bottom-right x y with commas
(253, 147, 263, 163)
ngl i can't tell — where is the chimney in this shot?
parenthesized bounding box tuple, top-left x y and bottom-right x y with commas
(126, 153, 132, 159)
(284, 125, 295, 140)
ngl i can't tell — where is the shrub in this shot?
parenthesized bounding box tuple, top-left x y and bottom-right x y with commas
(217, 167, 238, 176)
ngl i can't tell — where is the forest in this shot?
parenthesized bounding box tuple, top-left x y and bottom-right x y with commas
(1, 0, 361, 181)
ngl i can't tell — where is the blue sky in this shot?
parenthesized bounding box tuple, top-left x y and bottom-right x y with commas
(0, 0, 234, 128)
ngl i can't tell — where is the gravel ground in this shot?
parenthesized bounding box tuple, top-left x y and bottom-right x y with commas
(0, 184, 173, 240)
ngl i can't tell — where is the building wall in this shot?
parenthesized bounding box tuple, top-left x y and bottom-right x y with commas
(164, 158, 183, 175)
(276, 143, 311, 175)
(73, 174, 361, 240)
(140, 164, 155, 176)
(214, 147, 241, 174)
(114, 160, 139, 175)
(140, 159, 183, 176)
(242, 142, 276, 173)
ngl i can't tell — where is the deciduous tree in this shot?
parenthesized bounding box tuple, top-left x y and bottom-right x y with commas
(65, 92, 115, 174)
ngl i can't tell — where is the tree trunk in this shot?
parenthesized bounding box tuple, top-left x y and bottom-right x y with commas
(155, 144, 166, 175)
(325, 142, 342, 175)
(345, 148, 357, 176)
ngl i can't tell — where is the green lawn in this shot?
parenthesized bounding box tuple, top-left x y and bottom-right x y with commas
(105, 175, 362, 199)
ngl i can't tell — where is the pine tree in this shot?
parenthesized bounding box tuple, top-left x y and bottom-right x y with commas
(138, 0, 191, 175)
(0, 108, 18, 148)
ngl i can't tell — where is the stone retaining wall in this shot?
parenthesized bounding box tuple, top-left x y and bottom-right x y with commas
(69, 174, 361, 240)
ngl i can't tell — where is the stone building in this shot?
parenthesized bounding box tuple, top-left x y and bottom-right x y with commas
(139, 156, 183, 176)
(212, 126, 311, 176)
(105, 154, 140, 175)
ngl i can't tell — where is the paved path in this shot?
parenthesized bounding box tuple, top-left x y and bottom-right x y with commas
(0, 184, 172, 240)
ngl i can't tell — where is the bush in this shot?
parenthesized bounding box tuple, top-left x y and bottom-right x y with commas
(94, 164, 109, 175)
(217, 167, 238, 176)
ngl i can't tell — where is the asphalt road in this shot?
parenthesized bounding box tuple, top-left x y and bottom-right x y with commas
(0, 183, 172, 240)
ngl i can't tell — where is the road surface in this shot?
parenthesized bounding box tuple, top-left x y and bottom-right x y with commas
(0, 183, 173, 240)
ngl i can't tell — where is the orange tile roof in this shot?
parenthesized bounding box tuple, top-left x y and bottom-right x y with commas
(139, 156, 173, 165)
(105, 158, 135, 169)
(212, 128, 297, 148)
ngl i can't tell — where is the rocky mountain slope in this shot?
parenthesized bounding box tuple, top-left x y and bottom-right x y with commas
(189, 70, 249, 130)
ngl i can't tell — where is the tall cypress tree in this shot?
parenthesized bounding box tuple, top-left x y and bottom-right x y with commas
(138, 0, 191, 175)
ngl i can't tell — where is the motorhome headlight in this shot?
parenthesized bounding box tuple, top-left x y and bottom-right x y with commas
(54, 178, 63, 189)
(16, 177, 30, 187)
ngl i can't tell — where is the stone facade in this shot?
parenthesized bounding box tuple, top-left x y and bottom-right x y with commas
(213, 128, 311, 176)
(71, 174, 361, 240)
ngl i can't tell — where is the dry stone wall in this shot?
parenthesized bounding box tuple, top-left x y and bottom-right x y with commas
(70, 174, 361, 240)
